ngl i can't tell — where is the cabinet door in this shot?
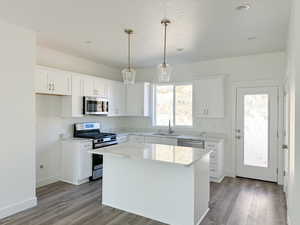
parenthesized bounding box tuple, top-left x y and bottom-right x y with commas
(71, 75, 84, 117)
(82, 76, 94, 96)
(207, 78, 224, 117)
(35, 68, 50, 94)
(126, 83, 145, 116)
(93, 77, 109, 98)
(78, 144, 92, 181)
(194, 77, 224, 118)
(48, 70, 72, 95)
(108, 80, 126, 116)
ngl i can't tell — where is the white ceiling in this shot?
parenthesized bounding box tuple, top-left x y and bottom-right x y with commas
(0, 0, 290, 68)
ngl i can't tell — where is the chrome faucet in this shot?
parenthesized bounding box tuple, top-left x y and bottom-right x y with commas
(168, 120, 174, 134)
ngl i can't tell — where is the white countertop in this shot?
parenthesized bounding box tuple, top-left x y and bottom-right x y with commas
(89, 142, 209, 167)
(116, 132, 225, 142)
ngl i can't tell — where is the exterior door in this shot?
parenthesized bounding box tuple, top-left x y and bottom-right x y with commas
(236, 87, 278, 182)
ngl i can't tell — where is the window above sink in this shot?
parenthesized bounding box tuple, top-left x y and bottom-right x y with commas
(153, 83, 193, 128)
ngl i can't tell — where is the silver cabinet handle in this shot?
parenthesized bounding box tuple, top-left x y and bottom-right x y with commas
(53, 82, 55, 91)
(235, 135, 241, 140)
(282, 144, 288, 150)
(48, 82, 52, 91)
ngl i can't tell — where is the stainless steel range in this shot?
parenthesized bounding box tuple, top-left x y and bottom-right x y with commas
(73, 122, 118, 180)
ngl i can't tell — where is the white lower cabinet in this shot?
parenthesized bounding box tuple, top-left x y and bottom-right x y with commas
(144, 136, 177, 145)
(60, 140, 92, 185)
(128, 134, 224, 183)
(205, 140, 224, 183)
(129, 135, 145, 143)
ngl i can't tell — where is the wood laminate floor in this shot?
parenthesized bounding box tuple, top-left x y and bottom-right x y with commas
(0, 177, 287, 225)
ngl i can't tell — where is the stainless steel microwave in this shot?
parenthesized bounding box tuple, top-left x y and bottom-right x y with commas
(83, 96, 109, 115)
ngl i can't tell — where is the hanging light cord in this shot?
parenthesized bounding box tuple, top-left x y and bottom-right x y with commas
(163, 22, 167, 66)
(161, 19, 170, 68)
(128, 31, 131, 71)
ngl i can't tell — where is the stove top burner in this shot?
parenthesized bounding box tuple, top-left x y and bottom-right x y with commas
(76, 132, 116, 140)
(73, 122, 117, 149)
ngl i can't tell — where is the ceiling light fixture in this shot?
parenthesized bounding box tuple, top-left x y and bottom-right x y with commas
(248, 36, 257, 40)
(157, 18, 172, 83)
(122, 29, 136, 85)
(236, 3, 251, 11)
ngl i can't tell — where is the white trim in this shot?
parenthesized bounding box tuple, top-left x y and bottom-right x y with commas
(231, 79, 283, 183)
(153, 83, 193, 128)
(36, 176, 60, 188)
(196, 208, 210, 225)
(210, 176, 225, 183)
(0, 197, 37, 219)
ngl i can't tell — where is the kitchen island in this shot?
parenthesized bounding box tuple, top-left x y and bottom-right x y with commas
(90, 142, 210, 225)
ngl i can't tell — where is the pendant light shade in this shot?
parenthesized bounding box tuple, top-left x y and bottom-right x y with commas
(157, 63, 172, 83)
(122, 29, 136, 84)
(157, 19, 172, 83)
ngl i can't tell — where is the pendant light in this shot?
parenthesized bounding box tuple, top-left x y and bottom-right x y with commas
(157, 19, 172, 83)
(122, 29, 136, 84)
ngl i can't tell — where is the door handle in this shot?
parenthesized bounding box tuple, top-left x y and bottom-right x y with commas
(235, 135, 241, 140)
(282, 144, 288, 150)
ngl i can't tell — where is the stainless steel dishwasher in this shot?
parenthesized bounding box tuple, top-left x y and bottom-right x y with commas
(177, 139, 205, 149)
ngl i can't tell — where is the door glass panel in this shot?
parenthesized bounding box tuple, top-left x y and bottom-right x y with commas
(244, 94, 269, 168)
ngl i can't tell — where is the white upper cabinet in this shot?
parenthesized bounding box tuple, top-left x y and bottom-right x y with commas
(108, 80, 126, 116)
(35, 66, 71, 96)
(125, 82, 150, 117)
(82, 75, 94, 97)
(62, 74, 85, 117)
(93, 77, 109, 98)
(194, 76, 225, 118)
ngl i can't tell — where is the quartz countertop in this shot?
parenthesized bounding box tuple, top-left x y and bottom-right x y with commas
(89, 142, 209, 167)
(116, 132, 225, 142)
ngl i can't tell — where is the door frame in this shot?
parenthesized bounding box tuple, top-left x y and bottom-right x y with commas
(283, 78, 290, 193)
(231, 80, 284, 184)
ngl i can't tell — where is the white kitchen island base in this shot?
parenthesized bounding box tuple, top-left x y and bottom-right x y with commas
(101, 152, 210, 225)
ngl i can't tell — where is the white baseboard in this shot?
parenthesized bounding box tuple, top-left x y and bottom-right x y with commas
(196, 208, 210, 225)
(210, 176, 225, 183)
(37, 176, 59, 188)
(0, 197, 37, 219)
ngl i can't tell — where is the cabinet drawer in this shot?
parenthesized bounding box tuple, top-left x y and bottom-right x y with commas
(209, 168, 218, 177)
(205, 142, 218, 149)
(210, 153, 217, 161)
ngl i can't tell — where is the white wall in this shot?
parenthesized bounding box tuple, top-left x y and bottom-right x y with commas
(35, 46, 126, 187)
(127, 52, 286, 177)
(285, 0, 300, 224)
(37, 46, 121, 81)
(0, 20, 36, 218)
